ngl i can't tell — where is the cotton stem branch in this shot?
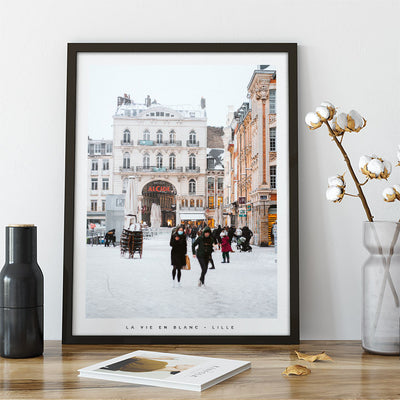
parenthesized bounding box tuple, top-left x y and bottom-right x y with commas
(323, 121, 374, 222)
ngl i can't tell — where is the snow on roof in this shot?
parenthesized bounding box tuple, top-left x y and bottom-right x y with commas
(115, 101, 206, 119)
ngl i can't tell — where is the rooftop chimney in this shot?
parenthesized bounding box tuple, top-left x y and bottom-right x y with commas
(145, 95, 151, 107)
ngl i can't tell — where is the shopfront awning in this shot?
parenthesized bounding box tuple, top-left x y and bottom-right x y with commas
(179, 213, 206, 221)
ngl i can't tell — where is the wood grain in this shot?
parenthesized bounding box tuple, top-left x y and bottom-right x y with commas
(1, 341, 399, 399)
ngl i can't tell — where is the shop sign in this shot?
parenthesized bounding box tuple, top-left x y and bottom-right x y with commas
(238, 196, 246, 205)
(142, 180, 177, 195)
(238, 208, 247, 217)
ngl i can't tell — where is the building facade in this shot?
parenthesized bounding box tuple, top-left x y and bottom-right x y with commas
(87, 138, 113, 228)
(224, 66, 277, 245)
(112, 94, 208, 227)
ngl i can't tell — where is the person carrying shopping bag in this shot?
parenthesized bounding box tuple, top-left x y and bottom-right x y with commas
(192, 226, 214, 287)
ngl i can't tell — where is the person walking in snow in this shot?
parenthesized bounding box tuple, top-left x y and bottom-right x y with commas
(221, 231, 232, 263)
(192, 226, 214, 287)
(170, 225, 187, 287)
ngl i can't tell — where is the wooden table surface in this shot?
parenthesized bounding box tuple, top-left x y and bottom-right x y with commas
(1, 341, 399, 399)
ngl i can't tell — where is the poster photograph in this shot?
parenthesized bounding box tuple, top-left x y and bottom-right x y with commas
(62, 43, 299, 344)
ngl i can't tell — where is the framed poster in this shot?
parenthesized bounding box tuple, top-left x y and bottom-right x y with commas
(63, 43, 298, 344)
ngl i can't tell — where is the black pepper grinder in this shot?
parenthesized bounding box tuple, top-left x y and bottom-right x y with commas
(0, 225, 44, 358)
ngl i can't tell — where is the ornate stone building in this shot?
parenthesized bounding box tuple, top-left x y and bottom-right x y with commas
(112, 94, 207, 227)
(205, 126, 225, 227)
(87, 138, 113, 228)
(224, 66, 277, 245)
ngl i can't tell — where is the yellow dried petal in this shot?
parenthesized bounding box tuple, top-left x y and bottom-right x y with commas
(282, 364, 311, 376)
(295, 350, 333, 362)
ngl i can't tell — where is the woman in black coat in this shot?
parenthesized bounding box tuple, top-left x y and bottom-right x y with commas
(170, 225, 187, 286)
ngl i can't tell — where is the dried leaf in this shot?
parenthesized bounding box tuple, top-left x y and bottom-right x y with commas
(282, 364, 311, 376)
(295, 350, 333, 362)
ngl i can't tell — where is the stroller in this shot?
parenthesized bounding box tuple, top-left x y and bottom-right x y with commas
(236, 236, 252, 252)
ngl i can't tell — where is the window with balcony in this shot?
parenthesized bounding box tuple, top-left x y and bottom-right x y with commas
(91, 160, 98, 171)
(169, 130, 176, 143)
(156, 130, 163, 144)
(123, 129, 131, 144)
(270, 165, 277, 189)
(143, 153, 150, 168)
(102, 178, 109, 191)
(91, 178, 98, 191)
(106, 143, 112, 154)
(189, 130, 196, 144)
(169, 153, 176, 170)
(189, 179, 196, 194)
(94, 144, 101, 154)
(91, 200, 97, 211)
(196, 199, 199, 207)
(200, 199, 203, 207)
(190, 199, 195, 208)
(123, 152, 130, 169)
(270, 127, 276, 152)
(103, 159, 109, 171)
(156, 153, 163, 168)
(269, 89, 276, 114)
(143, 130, 150, 141)
(189, 153, 196, 170)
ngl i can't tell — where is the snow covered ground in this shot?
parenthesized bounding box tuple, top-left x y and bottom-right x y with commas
(86, 230, 277, 319)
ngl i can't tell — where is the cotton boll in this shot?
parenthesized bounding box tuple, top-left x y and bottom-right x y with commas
(367, 159, 385, 176)
(359, 155, 372, 171)
(393, 184, 400, 200)
(348, 109, 365, 131)
(326, 186, 344, 202)
(305, 112, 322, 129)
(336, 113, 348, 130)
(383, 187, 396, 202)
(315, 106, 330, 121)
(328, 175, 345, 188)
(383, 160, 392, 175)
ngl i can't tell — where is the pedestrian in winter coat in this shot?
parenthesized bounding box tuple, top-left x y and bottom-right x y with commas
(170, 225, 187, 286)
(221, 235, 232, 263)
(228, 226, 235, 244)
(192, 226, 214, 286)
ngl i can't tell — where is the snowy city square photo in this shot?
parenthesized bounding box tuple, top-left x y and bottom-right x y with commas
(63, 44, 298, 342)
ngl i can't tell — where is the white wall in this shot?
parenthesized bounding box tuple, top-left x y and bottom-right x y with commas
(1, 0, 399, 340)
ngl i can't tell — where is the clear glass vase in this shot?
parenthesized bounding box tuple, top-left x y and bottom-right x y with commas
(362, 221, 400, 355)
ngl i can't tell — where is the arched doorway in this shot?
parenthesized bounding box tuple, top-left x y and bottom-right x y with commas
(141, 180, 177, 227)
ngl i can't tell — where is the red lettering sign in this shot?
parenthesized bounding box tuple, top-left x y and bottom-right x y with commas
(146, 186, 171, 193)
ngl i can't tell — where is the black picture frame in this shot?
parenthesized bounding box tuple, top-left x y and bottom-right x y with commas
(63, 43, 299, 344)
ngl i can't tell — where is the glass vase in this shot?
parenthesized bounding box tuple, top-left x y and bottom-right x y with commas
(362, 221, 400, 355)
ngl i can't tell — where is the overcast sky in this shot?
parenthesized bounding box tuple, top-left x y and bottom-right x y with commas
(86, 63, 274, 140)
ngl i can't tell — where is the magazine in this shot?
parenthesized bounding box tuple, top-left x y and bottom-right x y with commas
(78, 350, 251, 391)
